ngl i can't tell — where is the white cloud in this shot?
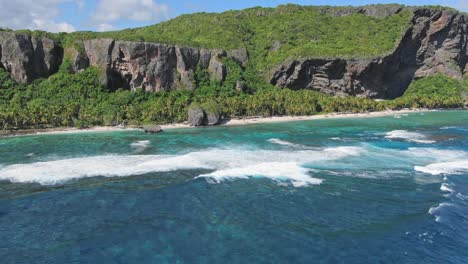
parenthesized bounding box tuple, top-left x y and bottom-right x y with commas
(96, 23, 116, 32)
(92, 0, 169, 24)
(438, 0, 468, 11)
(453, 0, 468, 11)
(32, 19, 76, 33)
(0, 0, 80, 32)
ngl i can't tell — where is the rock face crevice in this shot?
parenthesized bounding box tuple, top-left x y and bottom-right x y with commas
(0, 7, 466, 99)
(270, 9, 468, 98)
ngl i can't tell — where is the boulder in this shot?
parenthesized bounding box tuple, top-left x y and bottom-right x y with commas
(236, 80, 248, 92)
(204, 108, 221, 126)
(143, 124, 163, 133)
(201, 101, 222, 126)
(188, 104, 206, 126)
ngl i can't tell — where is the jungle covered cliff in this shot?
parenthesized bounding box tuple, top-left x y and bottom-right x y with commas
(0, 4, 467, 130)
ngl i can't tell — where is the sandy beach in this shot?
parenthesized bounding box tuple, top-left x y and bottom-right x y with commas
(0, 109, 441, 137)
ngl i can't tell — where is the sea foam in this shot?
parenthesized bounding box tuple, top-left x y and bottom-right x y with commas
(198, 162, 322, 187)
(385, 130, 435, 144)
(268, 138, 305, 148)
(428, 203, 454, 222)
(440, 183, 455, 193)
(415, 160, 468, 175)
(0, 146, 364, 186)
(130, 140, 151, 151)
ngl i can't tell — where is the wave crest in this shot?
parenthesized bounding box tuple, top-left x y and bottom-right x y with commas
(268, 138, 305, 148)
(0, 146, 364, 186)
(385, 130, 435, 144)
(415, 160, 468, 175)
(198, 162, 322, 187)
(130, 140, 151, 151)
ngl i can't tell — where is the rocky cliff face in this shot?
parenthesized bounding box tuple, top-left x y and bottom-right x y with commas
(71, 39, 247, 92)
(270, 8, 468, 98)
(0, 7, 466, 99)
(0, 32, 63, 83)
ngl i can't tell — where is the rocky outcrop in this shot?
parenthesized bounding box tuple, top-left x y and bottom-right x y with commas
(270, 8, 468, 98)
(68, 39, 246, 92)
(143, 124, 163, 133)
(187, 103, 222, 126)
(0, 32, 63, 83)
(188, 104, 206, 126)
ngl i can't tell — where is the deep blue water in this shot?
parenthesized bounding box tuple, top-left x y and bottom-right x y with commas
(0, 111, 467, 263)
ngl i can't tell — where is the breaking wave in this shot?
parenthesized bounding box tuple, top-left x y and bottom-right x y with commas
(428, 203, 454, 222)
(0, 146, 364, 186)
(268, 138, 306, 148)
(385, 130, 435, 144)
(415, 160, 468, 175)
(198, 162, 322, 187)
(130, 140, 151, 151)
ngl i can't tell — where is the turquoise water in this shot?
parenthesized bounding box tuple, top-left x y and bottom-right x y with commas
(0, 111, 467, 263)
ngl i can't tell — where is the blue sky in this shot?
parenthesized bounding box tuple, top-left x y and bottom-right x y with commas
(0, 0, 466, 32)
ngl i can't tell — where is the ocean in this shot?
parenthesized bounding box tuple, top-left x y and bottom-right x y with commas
(0, 111, 467, 263)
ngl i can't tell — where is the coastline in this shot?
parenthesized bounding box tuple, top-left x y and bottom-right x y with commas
(0, 109, 448, 137)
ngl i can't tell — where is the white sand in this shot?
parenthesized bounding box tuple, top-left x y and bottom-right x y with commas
(212, 109, 432, 127)
(7, 109, 435, 136)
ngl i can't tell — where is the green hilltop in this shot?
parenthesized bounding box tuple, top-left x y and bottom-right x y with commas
(12, 4, 414, 70)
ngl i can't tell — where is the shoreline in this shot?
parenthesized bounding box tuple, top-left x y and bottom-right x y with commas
(0, 109, 453, 137)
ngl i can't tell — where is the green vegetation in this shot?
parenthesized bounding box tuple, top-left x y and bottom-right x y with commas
(404, 74, 465, 97)
(0, 5, 465, 132)
(0, 67, 465, 131)
(1, 4, 413, 71)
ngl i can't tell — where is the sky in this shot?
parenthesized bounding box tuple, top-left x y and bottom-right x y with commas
(0, 0, 466, 33)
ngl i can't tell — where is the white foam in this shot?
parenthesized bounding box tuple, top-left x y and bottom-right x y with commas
(440, 126, 468, 131)
(428, 203, 453, 222)
(415, 160, 468, 175)
(0, 154, 210, 185)
(0, 146, 365, 186)
(441, 126, 456, 130)
(405, 148, 467, 161)
(130, 140, 151, 151)
(385, 130, 435, 144)
(440, 183, 455, 193)
(198, 162, 322, 187)
(267, 138, 305, 148)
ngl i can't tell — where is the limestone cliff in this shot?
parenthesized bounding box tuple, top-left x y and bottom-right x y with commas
(0, 6, 467, 99)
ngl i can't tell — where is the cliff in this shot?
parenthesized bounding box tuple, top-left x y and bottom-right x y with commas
(270, 7, 468, 98)
(0, 5, 466, 99)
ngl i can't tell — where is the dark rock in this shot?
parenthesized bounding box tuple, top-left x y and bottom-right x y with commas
(68, 40, 234, 91)
(188, 104, 206, 126)
(73, 53, 90, 72)
(205, 111, 221, 125)
(0, 32, 62, 83)
(203, 103, 222, 126)
(208, 50, 227, 82)
(143, 124, 162, 133)
(227, 48, 249, 67)
(236, 80, 248, 92)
